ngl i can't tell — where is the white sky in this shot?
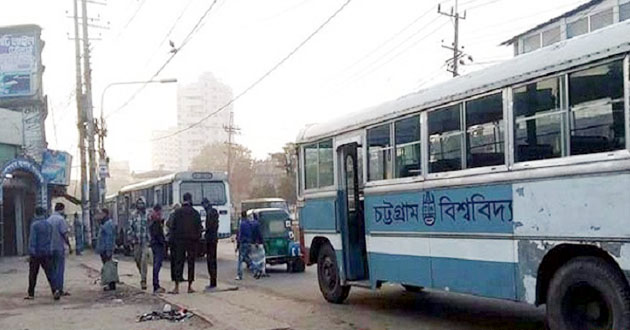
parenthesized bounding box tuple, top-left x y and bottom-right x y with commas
(1, 0, 590, 176)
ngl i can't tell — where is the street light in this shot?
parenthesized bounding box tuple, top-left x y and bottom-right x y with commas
(97, 78, 177, 206)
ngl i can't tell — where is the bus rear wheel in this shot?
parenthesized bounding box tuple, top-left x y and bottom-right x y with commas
(317, 244, 350, 304)
(546, 256, 630, 330)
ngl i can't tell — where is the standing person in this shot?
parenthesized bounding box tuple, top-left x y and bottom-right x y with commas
(235, 211, 253, 281)
(96, 208, 116, 290)
(149, 204, 166, 294)
(73, 213, 83, 255)
(250, 213, 266, 278)
(166, 203, 180, 285)
(169, 193, 201, 294)
(25, 207, 55, 300)
(47, 203, 72, 300)
(201, 198, 219, 291)
(127, 197, 151, 290)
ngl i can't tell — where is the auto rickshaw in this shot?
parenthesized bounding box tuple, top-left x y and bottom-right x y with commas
(246, 208, 305, 273)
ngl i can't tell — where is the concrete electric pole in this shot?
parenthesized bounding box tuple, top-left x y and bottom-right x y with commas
(81, 0, 98, 244)
(438, 0, 471, 77)
(223, 110, 240, 184)
(72, 0, 89, 245)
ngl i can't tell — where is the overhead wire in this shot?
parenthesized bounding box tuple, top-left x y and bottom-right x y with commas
(153, 0, 354, 142)
(105, 0, 220, 119)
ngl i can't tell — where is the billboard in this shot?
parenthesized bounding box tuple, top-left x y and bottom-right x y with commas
(41, 150, 72, 186)
(0, 25, 41, 98)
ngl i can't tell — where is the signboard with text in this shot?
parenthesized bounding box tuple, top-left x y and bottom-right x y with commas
(41, 150, 72, 186)
(0, 26, 41, 98)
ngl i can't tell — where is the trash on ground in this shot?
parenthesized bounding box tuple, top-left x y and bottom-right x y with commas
(138, 306, 193, 322)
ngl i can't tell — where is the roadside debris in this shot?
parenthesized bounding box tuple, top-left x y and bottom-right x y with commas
(138, 305, 193, 322)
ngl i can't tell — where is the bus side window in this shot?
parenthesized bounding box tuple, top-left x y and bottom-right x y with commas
(465, 92, 505, 168)
(568, 60, 625, 155)
(367, 123, 393, 181)
(513, 77, 564, 162)
(394, 115, 421, 178)
(428, 104, 464, 173)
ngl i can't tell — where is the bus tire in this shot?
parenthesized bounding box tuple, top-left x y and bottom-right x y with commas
(317, 244, 350, 304)
(546, 256, 630, 330)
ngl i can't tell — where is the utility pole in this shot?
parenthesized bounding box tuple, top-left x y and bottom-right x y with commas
(438, 0, 471, 77)
(81, 0, 98, 244)
(73, 0, 89, 246)
(223, 110, 240, 183)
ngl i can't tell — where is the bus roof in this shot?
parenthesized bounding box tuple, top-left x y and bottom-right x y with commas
(119, 171, 228, 194)
(241, 198, 287, 204)
(296, 20, 630, 144)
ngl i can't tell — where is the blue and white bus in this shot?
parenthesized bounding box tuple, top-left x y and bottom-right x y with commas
(297, 20, 630, 329)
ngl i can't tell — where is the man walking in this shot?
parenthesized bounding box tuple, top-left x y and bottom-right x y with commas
(96, 208, 116, 291)
(202, 198, 219, 291)
(25, 206, 54, 300)
(127, 197, 151, 290)
(47, 203, 72, 300)
(149, 204, 166, 294)
(236, 211, 253, 280)
(169, 193, 201, 294)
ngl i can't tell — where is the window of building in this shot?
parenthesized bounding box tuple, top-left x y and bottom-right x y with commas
(304, 143, 318, 189)
(621, 2, 630, 22)
(542, 26, 561, 47)
(394, 116, 421, 178)
(367, 123, 393, 181)
(523, 33, 541, 53)
(466, 92, 505, 168)
(513, 77, 564, 162)
(318, 140, 334, 187)
(590, 8, 613, 31)
(567, 17, 588, 39)
(429, 104, 463, 173)
(568, 60, 625, 155)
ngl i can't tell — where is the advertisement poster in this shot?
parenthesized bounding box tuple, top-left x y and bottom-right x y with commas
(0, 31, 37, 98)
(41, 150, 72, 186)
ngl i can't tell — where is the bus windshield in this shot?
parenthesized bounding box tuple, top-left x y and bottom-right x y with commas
(180, 181, 227, 205)
(242, 201, 289, 213)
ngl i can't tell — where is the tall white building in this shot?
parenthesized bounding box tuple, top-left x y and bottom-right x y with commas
(151, 72, 233, 171)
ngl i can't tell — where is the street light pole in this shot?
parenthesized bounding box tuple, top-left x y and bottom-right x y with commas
(97, 78, 178, 207)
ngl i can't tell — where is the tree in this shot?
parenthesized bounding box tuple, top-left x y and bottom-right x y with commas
(270, 143, 297, 205)
(190, 142, 254, 206)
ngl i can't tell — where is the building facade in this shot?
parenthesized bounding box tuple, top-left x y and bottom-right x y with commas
(151, 72, 232, 171)
(0, 25, 71, 256)
(503, 0, 630, 56)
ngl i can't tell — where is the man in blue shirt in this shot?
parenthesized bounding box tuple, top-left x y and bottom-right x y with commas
(96, 208, 116, 290)
(47, 203, 72, 300)
(236, 211, 254, 280)
(25, 207, 54, 300)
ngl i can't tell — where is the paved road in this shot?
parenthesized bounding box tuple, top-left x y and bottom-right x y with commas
(168, 240, 546, 329)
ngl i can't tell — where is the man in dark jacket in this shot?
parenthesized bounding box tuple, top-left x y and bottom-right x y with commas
(26, 207, 55, 300)
(149, 204, 166, 294)
(169, 193, 202, 294)
(201, 198, 219, 291)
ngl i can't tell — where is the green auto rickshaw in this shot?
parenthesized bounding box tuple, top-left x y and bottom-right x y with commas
(247, 208, 305, 273)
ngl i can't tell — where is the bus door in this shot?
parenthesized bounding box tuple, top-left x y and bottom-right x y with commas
(338, 143, 368, 281)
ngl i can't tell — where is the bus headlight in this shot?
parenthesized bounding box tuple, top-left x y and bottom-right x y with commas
(288, 231, 295, 240)
(285, 220, 291, 228)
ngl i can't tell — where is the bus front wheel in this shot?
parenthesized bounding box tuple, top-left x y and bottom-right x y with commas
(317, 244, 350, 304)
(546, 256, 630, 330)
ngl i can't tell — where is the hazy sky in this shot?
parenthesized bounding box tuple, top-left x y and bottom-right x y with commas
(1, 0, 589, 176)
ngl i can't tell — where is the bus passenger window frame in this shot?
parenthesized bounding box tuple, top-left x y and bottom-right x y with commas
(367, 123, 394, 181)
(301, 138, 335, 191)
(428, 103, 465, 174)
(394, 115, 421, 178)
(465, 91, 505, 169)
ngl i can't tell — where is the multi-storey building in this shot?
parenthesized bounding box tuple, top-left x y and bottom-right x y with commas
(151, 72, 233, 171)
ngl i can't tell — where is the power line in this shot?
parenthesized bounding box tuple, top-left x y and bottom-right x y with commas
(113, 0, 148, 41)
(153, 0, 354, 142)
(105, 0, 220, 119)
(327, 1, 440, 82)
